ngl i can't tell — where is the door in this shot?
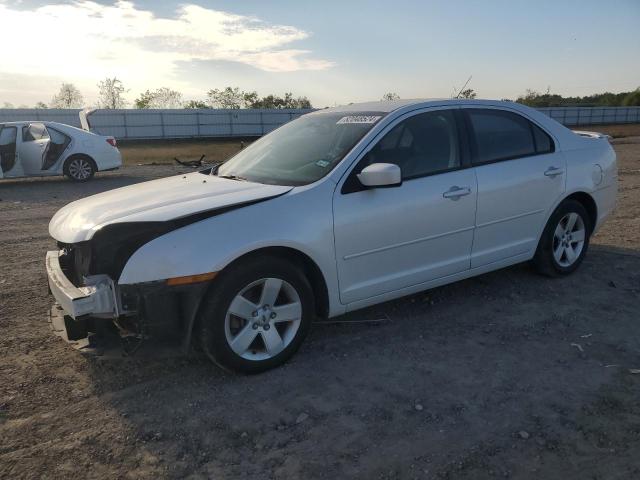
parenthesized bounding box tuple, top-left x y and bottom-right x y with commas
(18, 123, 51, 175)
(333, 108, 477, 304)
(464, 108, 566, 268)
(0, 125, 19, 177)
(43, 127, 71, 170)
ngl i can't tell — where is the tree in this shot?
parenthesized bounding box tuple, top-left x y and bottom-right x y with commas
(134, 90, 154, 109)
(242, 91, 259, 108)
(34, 101, 49, 109)
(50, 83, 84, 108)
(458, 88, 477, 99)
(2, 102, 14, 108)
(381, 92, 400, 101)
(622, 88, 640, 106)
(516, 88, 563, 107)
(292, 95, 312, 109)
(207, 87, 244, 109)
(97, 77, 127, 109)
(134, 87, 183, 108)
(247, 92, 312, 109)
(184, 100, 210, 109)
(249, 94, 278, 108)
(204, 87, 313, 109)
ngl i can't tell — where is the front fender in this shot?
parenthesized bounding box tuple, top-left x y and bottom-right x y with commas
(117, 183, 343, 314)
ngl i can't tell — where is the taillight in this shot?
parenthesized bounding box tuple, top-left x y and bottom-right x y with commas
(106, 138, 117, 147)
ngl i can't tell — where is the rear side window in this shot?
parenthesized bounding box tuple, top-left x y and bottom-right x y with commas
(22, 123, 49, 142)
(531, 123, 553, 154)
(467, 109, 536, 164)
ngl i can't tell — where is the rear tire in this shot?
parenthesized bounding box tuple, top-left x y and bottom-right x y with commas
(198, 256, 314, 374)
(64, 155, 96, 182)
(532, 199, 592, 277)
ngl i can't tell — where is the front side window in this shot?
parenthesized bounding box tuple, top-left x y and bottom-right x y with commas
(362, 109, 460, 179)
(217, 111, 385, 186)
(467, 109, 554, 164)
(0, 125, 17, 145)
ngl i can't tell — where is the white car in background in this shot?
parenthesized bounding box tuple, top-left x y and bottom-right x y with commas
(45, 99, 617, 373)
(0, 121, 121, 181)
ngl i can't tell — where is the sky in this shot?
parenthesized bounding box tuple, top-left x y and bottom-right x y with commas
(0, 0, 639, 108)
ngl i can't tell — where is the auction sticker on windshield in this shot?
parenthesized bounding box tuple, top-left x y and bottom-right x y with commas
(336, 115, 382, 124)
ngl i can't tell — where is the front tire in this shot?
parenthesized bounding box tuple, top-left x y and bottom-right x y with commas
(64, 155, 96, 182)
(198, 256, 314, 374)
(532, 199, 592, 277)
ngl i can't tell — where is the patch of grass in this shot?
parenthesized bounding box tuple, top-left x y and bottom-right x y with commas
(117, 137, 256, 165)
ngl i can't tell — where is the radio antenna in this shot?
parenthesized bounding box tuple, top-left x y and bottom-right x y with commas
(454, 75, 473, 98)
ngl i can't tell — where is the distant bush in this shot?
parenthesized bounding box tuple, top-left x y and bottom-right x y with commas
(516, 88, 640, 107)
(622, 89, 640, 106)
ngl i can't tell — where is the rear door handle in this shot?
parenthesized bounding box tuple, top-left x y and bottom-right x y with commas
(544, 166, 564, 177)
(443, 186, 471, 200)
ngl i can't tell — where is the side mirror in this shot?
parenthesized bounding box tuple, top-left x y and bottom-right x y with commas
(357, 163, 402, 188)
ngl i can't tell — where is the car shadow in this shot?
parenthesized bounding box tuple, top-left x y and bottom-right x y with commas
(72, 243, 640, 478)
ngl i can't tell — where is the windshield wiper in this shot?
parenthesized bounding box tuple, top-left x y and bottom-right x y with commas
(218, 174, 249, 181)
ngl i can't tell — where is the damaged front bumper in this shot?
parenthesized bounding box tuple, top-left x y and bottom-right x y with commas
(45, 250, 208, 357)
(46, 250, 119, 320)
(46, 249, 123, 355)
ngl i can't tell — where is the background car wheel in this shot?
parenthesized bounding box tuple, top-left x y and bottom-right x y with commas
(64, 156, 96, 182)
(198, 256, 314, 374)
(532, 199, 592, 277)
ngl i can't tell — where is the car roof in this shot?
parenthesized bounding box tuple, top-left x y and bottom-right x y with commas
(0, 120, 57, 126)
(318, 98, 530, 114)
(0, 120, 90, 134)
(320, 98, 583, 152)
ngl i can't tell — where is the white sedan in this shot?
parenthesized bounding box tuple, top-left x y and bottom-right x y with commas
(46, 99, 617, 373)
(0, 121, 121, 181)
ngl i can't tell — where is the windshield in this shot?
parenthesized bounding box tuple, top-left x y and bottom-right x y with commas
(217, 111, 385, 186)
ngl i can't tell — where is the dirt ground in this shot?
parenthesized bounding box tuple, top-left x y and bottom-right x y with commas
(1, 137, 639, 480)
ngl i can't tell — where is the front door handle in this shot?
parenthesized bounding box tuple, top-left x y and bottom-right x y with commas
(544, 166, 564, 177)
(443, 186, 471, 200)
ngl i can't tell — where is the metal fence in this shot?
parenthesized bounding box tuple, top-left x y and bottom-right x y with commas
(0, 108, 313, 140)
(0, 108, 83, 128)
(0, 106, 638, 140)
(538, 106, 640, 126)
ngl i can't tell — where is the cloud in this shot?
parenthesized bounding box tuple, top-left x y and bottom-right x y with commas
(0, 1, 334, 91)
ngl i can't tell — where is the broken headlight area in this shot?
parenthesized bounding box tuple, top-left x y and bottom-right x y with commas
(57, 221, 169, 285)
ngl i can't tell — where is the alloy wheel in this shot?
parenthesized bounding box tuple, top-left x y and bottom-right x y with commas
(68, 158, 92, 180)
(224, 277, 302, 361)
(552, 212, 586, 267)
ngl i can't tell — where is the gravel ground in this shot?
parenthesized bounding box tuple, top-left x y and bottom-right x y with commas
(1, 140, 639, 479)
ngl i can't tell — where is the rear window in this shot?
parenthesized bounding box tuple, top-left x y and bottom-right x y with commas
(467, 109, 535, 164)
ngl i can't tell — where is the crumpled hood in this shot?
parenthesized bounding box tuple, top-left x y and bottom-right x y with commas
(49, 172, 293, 243)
